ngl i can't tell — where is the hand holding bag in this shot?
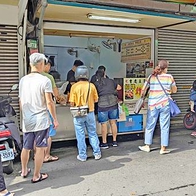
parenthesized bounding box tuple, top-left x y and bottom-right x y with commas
(70, 83, 90, 118)
(156, 76, 181, 117)
(134, 96, 145, 114)
(134, 75, 151, 114)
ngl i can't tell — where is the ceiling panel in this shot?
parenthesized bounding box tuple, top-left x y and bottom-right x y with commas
(0, 0, 19, 6)
(43, 29, 146, 40)
(43, 4, 187, 29)
(165, 20, 196, 30)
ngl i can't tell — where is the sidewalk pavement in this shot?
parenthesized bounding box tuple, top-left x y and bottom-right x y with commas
(4, 128, 196, 196)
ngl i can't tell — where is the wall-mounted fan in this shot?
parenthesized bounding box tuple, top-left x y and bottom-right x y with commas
(87, 44, 100, 53)
(102, 39, 117, 51)
(67, 48, 78, 57)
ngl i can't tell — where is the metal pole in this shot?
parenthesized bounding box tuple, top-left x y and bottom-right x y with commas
(37, 0, 48, 53)
(18, 0, 28, 25)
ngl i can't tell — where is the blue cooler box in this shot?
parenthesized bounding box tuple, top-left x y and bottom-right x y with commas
(117, 114, 143, 133)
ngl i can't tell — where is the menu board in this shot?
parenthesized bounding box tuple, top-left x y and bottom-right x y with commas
(121, 38, 151, 62)
(124, 78, 146, 101)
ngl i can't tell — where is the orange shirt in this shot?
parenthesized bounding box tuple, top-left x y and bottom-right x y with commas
(69, 81, 98, 112)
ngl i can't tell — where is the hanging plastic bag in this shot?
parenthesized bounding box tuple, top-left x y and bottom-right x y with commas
(117, 103, 126, 122)
(118, 103, 123, 115)
(122, 103, 129, 116)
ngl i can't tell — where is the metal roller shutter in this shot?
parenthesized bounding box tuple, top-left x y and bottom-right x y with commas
(0, 25, 19, 115)
(158, 29, 196, 126)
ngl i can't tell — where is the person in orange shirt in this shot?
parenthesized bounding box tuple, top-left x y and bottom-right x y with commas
(69, 66, 101, 162)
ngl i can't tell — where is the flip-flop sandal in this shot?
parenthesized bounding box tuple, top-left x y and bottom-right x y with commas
(43, 155, 59, 163)
(31, 173, 48, 183)
(191, 132, 196, 136)
(20, 168, 31, 178)
(1, 192, 15, 196)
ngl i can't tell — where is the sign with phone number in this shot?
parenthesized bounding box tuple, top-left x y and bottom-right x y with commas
(0, 149, 14, 162)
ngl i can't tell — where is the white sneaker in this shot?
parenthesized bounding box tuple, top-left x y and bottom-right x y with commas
(77, 155, 86, 162)
(138, 145, 150, 152)
(94, 154, 102, 160)
(160, 150, 170, 155)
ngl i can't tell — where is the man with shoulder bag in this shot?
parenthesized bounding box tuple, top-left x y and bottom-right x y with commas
(69, 66, 101, 162)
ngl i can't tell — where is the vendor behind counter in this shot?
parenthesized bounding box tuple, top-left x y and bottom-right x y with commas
(64, 60, 84, 95)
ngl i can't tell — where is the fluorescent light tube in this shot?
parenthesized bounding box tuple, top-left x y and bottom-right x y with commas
(69, 33, 115, 38)
(87, 14, 140, 23)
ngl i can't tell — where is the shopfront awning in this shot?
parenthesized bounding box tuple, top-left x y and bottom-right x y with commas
(153, 0, 196, 5)
(42, 0, 196, 38)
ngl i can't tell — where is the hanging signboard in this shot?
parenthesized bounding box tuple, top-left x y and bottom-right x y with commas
(121, 38, 151, 62)
(27, 39, 38, 54)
